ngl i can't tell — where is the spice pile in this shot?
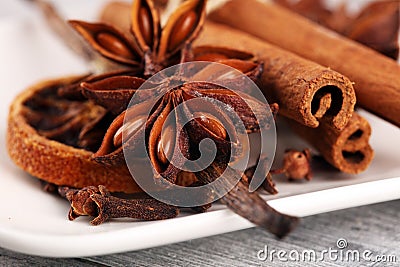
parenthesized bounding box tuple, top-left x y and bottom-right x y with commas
(8, 0, 399, 237)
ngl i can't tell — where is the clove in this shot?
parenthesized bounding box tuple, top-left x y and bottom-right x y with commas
(59, 185, 179, 225)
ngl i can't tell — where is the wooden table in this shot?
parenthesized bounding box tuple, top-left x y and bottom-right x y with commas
(1, 200, 399, 266)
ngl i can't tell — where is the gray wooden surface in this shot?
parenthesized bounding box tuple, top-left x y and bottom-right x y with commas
(1, 200, 399, 266)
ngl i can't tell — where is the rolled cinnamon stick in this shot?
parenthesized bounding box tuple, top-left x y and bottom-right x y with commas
(194, 22, 356, 130)
(287, 112, 374, 174)
(209, 0, 400, 127)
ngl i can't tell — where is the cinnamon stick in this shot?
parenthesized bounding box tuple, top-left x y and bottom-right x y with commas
(287, 112, 374, 174)
(209, 0, 400, 127)
(194, 22, 356, 130)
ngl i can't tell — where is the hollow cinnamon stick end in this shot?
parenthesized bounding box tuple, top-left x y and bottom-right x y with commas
(303, 71, 356, 131)
(333, 145, 374, 174)
(330, 113, 374, 174)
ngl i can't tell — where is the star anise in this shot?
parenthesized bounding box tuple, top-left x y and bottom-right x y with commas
(89, 78, 263, 169)
(81, 65, 298, 236)
(56, 0, 206, 100)
(69, 0, 206, 77)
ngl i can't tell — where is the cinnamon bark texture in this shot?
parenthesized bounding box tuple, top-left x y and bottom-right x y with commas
(209, 0, 400, 127)
(194, 22, 355, 130)
(287, 113, 374, 174)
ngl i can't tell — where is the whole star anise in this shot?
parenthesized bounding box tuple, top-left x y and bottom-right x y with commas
(87, 74, 267, 171)
(69, 0, 206, 77)
(79, 64, 298, 236)
(62, 0, 264, 99)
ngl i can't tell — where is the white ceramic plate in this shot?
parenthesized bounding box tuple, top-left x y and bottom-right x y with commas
(0, 0, 399, 258)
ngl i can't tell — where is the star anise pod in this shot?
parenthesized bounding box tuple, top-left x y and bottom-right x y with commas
(82, 67, 298, 236)
(69, 0, 206, 77)
(57, 0, 267, 101)
(57, 0, 207, 102)
(90, 79, 261, 170)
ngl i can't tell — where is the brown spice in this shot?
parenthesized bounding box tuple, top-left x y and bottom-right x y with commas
(346, 1, 400, 60)
(7, 77, 142, 193)
(271, 149, 313, 181)
(274, 0, 400, 60)
(21, 78, 109, 151)
(209, 0, 400, 127)
(60, 185, 179, 225)
(91, 77, 275, 182)
(287, 113, 374, 174)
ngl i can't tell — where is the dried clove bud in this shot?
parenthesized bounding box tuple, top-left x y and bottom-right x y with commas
(60, 185, 179, 225)
(272, 149, 312, 181)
